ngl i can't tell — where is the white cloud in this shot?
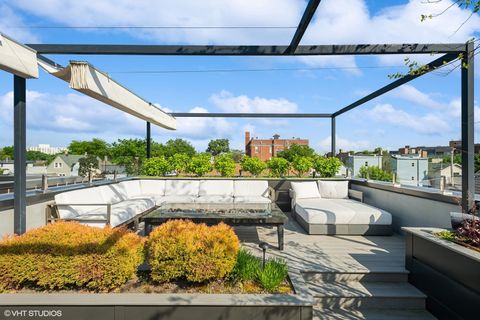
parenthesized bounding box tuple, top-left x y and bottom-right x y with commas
(391, 84, 444, 109)
(366, 103, 451, 135)
(0, 4, 39, 42)
(318, 136, 370, 153)
(210, 90, 298, 113)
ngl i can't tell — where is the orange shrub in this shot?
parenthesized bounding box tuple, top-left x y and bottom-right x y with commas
(0, 221, 144, 292)
(147, 220, 240, 283)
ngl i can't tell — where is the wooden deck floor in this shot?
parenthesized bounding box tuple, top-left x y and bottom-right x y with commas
(235, 212, 406, 274)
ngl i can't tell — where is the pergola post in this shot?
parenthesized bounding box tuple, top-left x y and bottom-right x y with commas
(13, 75, 26, 235)
(146, 121, 151, 158)
(331, 116, 336, 157)
(461, 41, 475, 213)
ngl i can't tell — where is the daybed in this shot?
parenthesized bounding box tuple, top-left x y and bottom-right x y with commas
(49, 179, 274, 228)
(290, 180, 392, 235)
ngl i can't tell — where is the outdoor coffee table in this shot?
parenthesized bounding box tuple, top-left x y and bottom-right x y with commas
(144, 202, 288, 250)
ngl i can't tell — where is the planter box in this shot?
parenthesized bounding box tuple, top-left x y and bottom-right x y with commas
(0, 272, 312, 320)
(403, 227, 480, 320)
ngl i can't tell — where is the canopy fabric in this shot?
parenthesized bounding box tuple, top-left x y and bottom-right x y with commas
(0, 32, 39, 78)
(38, 59, 176, 130)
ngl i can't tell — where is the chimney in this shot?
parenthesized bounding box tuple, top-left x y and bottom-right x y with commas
(273, 134, 280, 140)
(245, 131, 251, 146)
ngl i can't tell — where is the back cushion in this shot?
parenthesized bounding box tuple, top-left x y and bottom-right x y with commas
(140, 179, 166, 196)
(100, 184, 128, 203)
(165, 180, 200, 196)
(55, 187, 105, 219)
(116, 180, 142, 198)
(291, 181, 321, 199)
(317, 180, 349, 199)
(234, 180, 269, 197)
(199, 180, 234, 197)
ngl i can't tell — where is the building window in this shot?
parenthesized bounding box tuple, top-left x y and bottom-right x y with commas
(365, 161, 369, 166)
(255, 146, 259, 153)
(411, 162, 415, 167)
(411, 177, 415, 180)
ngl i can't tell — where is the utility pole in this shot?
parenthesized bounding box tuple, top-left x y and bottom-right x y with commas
(450, 147, 455, 187)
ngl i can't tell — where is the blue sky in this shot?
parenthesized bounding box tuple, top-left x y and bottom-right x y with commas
(0, 0, 479, 153)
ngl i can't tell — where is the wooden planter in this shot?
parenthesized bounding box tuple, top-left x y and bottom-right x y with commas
(403, 227, 480, 320)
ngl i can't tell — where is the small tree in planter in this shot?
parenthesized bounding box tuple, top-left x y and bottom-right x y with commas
(240, 156, 266, 177)
(267, 157, 290, 177)
(313, 156, 342, 178)
(142, 157, 172, 176)
(214, 153, 236, 177)
(187, 153, 213, 177)
(358, 165, 392, 181)
(292, 156, 313, 177)
(170, 153, 190, 176)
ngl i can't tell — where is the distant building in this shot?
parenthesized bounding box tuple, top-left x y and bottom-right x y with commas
(393, 145, 453, 158)
(47, 154, 85, 176)
(345, 155, 383, 177)
(27, 144, 67, 155)
(428, 163, 462, 188)
(245, 132, 309, 161)
(449, 140, 480, 154)
(391, 155, 428, 186)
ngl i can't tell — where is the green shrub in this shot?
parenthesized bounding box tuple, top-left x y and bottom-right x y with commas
(214, 153, 236, 177)
(0, 222, 144, 292)
(256, 258, 289, 292)
(267, 157, 290, 177)
(187, 153, 213, 176)
(147, 220, 240, 283)
(313, 156, 342, 178)
(436, 230, 456, 241)
(240, 156, 266, 176)
(170, 153, 191, 175)
(292, 156, 313, 177)
(142, 156, 172, 176)
(358, 165, 392, 181)
(231, 248, 260, 282)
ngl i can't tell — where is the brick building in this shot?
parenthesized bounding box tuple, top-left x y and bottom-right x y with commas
(245, 132, 309, 161)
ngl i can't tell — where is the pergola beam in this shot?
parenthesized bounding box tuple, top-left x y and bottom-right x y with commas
(28, 43, 465, 56)
(286, 0, 321, 54)
(333, 53, 459, 117)
(13, 75, 26, 235)
(171, 112, 331, 118)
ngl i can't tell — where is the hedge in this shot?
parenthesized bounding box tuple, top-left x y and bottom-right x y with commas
(147, 220, 240, 283)
(0, 222, 144, 292)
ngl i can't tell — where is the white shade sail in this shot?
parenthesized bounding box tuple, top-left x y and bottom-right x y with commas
(0, 32, 39, 78)
(38, 59, 176, 130)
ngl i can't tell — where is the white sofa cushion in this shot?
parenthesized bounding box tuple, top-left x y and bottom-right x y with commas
(55, 187, 106, 219)
(234, 196, 271, 204)
(291, 181, 321, 199)
(100, 184, 128, 203)
(295, 198, 391, 225)
(165, 180, 200, 196)
(116, 180, 143, 198)
(195, 195, 234, 204)
(317, 180, 349, 199)
(199, 180, 234, 197)
(234, 180, 269, 197)
(140, 179, 166, 196)
(109, 199, 155, 227)
(159, 195, 197, 204)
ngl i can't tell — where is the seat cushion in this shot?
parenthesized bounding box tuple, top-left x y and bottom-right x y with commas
(199, 180, 234, 197)
(109, 199, 155, 227)
(317, 180, 349, 199)
(159, 195, 197, 204)
(165, 180, 199, 196)
(116, 180, 143, 198)
(234, 180, 269, 197)
(195, 195, 234, 204)
(295, 199, 391, 225)
(234, 196, 271, 204)
(291, 181, 321, 200)
(139, 179, 166, 196)
(55, 187, 106, 219)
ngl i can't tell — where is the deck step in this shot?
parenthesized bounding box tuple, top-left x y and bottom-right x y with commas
(313, 308, 437, 320)
(303, 270, 409, 283)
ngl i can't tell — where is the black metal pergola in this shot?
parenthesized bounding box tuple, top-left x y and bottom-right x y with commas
(8, 0, 475, 234)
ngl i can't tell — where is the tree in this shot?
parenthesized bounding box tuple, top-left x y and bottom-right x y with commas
(68, 139, 110, 158)
(26, 151, 55, 163)
(142, 157, 172, 176)
(0, 146, 14, 160)
(187, 153, 213, 176)
(109, 138, 146, 175)
(240, 156, 266, 176)
(230, 149, 244, 163)
(292, 156, 313, 177)
(206, 139, 230, 156)
(359, 166, 392, 182)
(267, 157, 290, 177)
(214, 153, 236, 177)
(163, 139, 196, 158)
(78, 155, 99, 179)
(170, 153, 191, 175)
(313, 156, 342, 178)
(277, 144, 315, 163)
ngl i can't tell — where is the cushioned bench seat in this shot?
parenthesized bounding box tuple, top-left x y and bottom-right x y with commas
(291, 181, 392, 235)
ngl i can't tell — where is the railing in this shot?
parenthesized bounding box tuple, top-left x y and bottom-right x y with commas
(0, 175, 86, 194)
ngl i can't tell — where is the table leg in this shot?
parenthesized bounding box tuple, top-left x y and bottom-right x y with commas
(277, 225, 284, 250)
(145, 221, 152, 236)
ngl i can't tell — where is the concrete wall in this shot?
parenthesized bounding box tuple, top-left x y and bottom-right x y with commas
(0, 199, 53, 237)
(350, 183, 456, 232)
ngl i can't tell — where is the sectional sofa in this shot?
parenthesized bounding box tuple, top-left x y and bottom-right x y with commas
(50, 179, 274, 228)
(290, 180, 392, 235)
